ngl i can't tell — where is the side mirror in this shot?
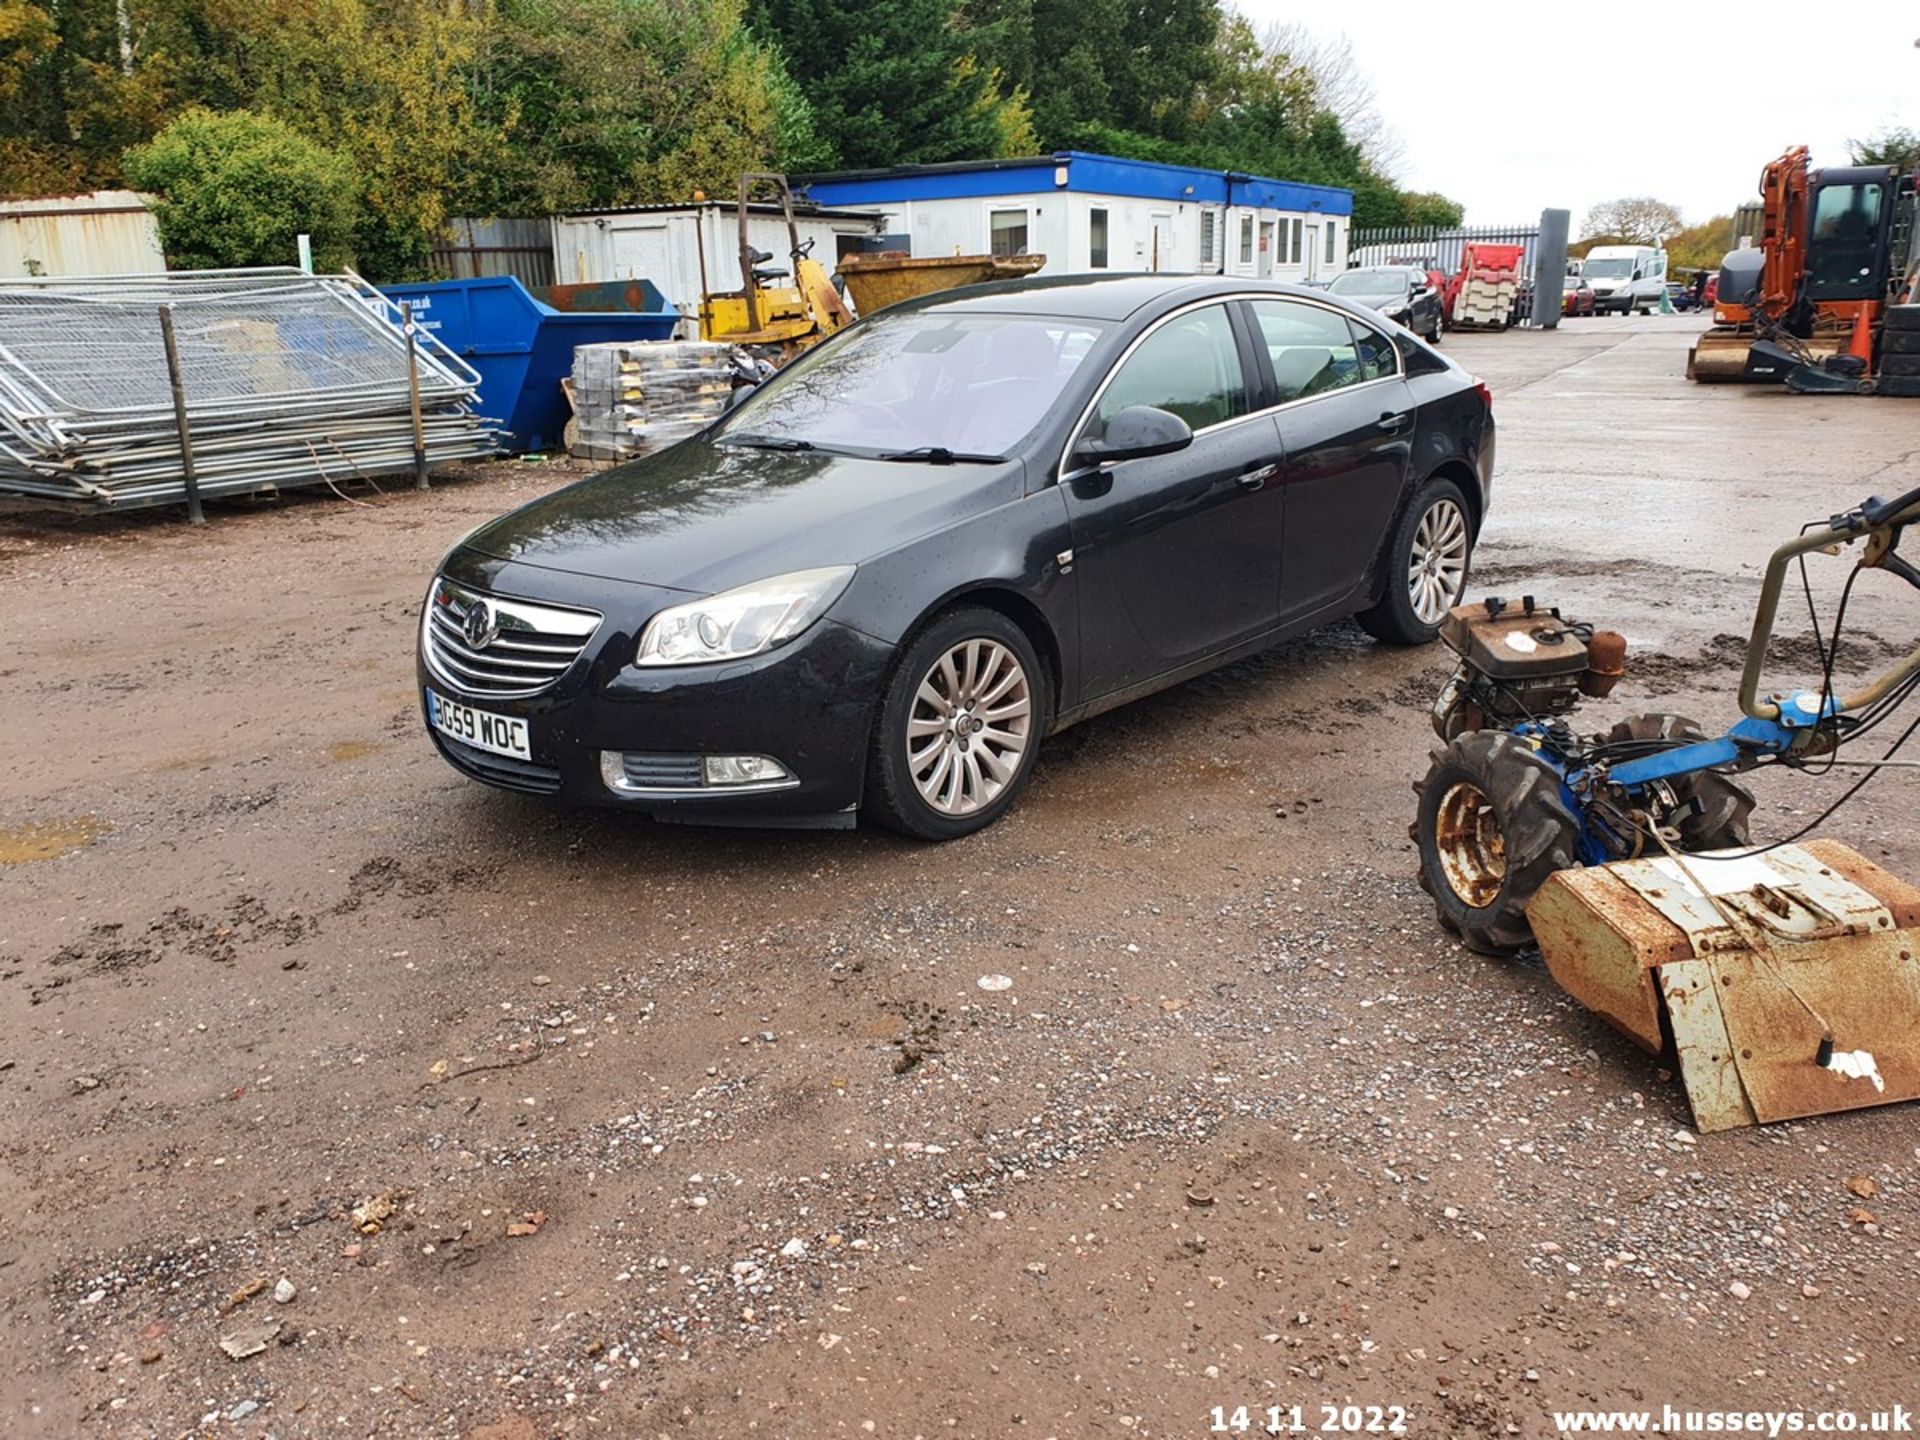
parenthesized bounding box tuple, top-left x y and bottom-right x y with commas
(1072, 405, 1193, 468)
(1631, 269, 1643, 281)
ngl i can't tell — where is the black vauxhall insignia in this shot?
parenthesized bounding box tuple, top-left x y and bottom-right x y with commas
(419, 274, 1495, 840)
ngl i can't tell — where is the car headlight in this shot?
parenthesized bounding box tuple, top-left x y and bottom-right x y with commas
(635, 566, 854, 666)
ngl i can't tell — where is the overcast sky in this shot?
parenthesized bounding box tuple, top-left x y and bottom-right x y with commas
(1236, 1, 1918, 231)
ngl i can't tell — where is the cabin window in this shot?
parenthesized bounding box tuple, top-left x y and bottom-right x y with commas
(990, 209, 1029, 259)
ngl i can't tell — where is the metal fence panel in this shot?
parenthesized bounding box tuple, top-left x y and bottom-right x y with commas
(1349, 223, 1544, 280)
(0, 268, 499, 511)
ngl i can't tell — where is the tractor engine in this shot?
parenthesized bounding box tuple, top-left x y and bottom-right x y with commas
(1430, 596, 1628, 740)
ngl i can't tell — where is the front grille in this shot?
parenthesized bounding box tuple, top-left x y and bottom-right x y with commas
(423, 577, 601, 699)
(619, 752, 705, 789)
(436, 733, 563, 794)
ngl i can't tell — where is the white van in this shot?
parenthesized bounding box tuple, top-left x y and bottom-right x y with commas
(1581, 244, 1667, 314)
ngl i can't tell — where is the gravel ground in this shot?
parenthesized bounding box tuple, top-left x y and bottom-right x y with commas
(2, 314, 1916, 1438)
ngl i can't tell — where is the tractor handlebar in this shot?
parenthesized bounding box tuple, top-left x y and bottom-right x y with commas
(1739, 485, 1920, 721)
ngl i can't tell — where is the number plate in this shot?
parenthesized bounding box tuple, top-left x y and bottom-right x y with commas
(426, 689, 531, 761)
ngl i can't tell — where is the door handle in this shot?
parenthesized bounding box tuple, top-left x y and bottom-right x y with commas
(1236, 462, 1278, 490)
(1376, 412, 1411, 432)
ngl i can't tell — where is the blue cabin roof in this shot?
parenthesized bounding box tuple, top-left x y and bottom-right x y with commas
(796, 150, 1352, 217)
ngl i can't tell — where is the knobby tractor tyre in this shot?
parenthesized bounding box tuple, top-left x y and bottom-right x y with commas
(1412, 730, 1582, 956)
(1605, 713, 1755, 848)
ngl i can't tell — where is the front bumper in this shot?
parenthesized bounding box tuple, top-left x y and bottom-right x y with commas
(418, 556, 895, 826)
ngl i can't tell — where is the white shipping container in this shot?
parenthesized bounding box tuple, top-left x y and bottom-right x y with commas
(549, 203, 884, 336)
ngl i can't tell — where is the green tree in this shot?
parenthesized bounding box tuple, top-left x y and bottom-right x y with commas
(123, 106, 359, 269)
(1665, 213, 1735, 272)
(1581, 196, 1683, 245)
(1849, 127, 1920, 172)
(748, 0, 1033, 167)
(1017, 0, 1220, 150)
(0, 0, 57, 107)
(468, 0, 825, 215)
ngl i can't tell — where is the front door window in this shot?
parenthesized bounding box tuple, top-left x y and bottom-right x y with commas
(1093, 305, 1246, 435)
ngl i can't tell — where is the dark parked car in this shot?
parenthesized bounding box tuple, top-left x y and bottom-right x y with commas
(1563, 273, 1597, 317)
(1325, 266, 1446, 343)
(419, 275, 1495, 839)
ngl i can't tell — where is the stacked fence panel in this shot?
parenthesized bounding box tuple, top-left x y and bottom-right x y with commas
(0, 268, 501, 511)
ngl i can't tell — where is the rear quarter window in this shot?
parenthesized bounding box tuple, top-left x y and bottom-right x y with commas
(1395, 331, 1448, 376)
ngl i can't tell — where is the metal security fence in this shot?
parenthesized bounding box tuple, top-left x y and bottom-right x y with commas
(0, 269, 500, 511)
(1349, 223, 1544, 278)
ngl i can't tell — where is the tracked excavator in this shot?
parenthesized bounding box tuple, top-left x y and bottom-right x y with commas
(1688, 145, 1920, 394)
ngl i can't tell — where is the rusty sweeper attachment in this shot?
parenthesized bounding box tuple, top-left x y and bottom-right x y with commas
(1412, 482, 1920, 1132)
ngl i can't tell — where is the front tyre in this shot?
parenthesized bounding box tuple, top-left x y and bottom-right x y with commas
(1413, 730, 1583, 955)
(1356, 478, 1474, 646)
(863, 606, 1047, 841)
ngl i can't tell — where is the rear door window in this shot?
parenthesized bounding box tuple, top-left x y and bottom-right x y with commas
(1246, 299, 1363, 404)
(1094, 304, 1247, 434)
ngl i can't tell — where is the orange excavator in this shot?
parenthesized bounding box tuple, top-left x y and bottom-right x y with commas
(1688, 145, 1918, 393)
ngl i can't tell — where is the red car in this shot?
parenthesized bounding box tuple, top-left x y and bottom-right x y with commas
(1562, 273, 1597, 317)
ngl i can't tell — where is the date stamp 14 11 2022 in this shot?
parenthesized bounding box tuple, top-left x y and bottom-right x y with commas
(1208, 1404, 1410, 1436)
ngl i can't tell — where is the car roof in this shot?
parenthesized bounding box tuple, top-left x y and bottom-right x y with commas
(888, 273, 1341, 322)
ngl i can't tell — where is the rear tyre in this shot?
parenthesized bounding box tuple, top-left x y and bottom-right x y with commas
(1604, 713, 1754, 849)
(863, 606, 1047, 841)
(1413, 730, 1583, 955)
(1356, 478, 1474, 646)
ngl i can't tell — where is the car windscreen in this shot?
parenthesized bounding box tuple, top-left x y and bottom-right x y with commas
(715, 310, 1108, 458)
(1583, 258, 1634, 278)
(1328, 270, 1408, 298)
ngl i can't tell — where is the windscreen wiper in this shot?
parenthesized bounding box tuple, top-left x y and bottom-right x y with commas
(717, 434, 815, 451)
(874, 446, 1005, 465)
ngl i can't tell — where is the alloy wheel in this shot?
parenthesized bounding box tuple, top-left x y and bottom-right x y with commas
(1407, 496, 1470, 625)
(905, 638, 1033, 817)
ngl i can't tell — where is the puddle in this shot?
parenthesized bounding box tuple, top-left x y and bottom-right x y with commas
(0, 816, 111, 864)
(325, 740, 381, 763)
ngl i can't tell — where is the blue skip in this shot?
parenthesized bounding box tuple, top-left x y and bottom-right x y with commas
(380, 276, 680, 453)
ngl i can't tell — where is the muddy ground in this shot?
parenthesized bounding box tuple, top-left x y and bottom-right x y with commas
(2, 314, 1916, 1439)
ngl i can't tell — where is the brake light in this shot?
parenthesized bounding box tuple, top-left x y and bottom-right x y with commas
(1472, 378, 1492, 410)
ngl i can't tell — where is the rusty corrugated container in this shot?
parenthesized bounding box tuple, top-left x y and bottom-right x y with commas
(0, 192, 165, 278)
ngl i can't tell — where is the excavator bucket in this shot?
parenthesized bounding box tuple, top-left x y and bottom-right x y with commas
(1687, 329, 1760, 382)
(1687, 330, 1849, 383)
(1526, 839, 1920, 1132)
